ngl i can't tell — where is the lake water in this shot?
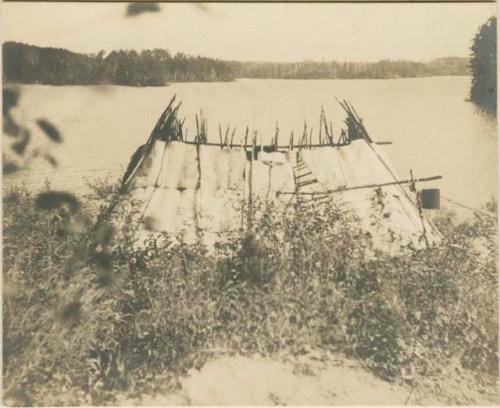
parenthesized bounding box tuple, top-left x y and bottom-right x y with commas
(4, 77, 497, 213)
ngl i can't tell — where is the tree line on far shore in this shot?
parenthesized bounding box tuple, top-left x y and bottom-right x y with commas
(2, 42, 235, 86)
(3, 41, 470, 86)
(229, 57, 468, 80)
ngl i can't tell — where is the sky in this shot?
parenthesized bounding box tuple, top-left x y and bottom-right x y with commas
(2, 2, 496, 62)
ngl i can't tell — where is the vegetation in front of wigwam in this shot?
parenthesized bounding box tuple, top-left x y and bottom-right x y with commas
(469, 16, 497, 112)
(3, 182, 498, 406)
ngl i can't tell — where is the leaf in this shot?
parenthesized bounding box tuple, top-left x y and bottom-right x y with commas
(3, 162, 20, 175)
(11, 131, 31, 155)
(126, 2, 161, 17)
(43, 153, 58, 167)
(36, 119, 62, 143)
(35, 191, 80, 211)
(2, 88, 19, 114)
(3, 113, 20, 137)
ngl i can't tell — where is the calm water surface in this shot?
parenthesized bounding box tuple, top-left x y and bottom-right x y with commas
(5, 77, 497, 212)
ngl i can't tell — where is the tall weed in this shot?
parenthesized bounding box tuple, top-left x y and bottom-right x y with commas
(3, 187, 497, 405)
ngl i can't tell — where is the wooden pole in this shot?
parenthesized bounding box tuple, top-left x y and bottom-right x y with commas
(230, 127, 236, 148)
(301, 123, 307, 149)
(203, 117, 207, 144)
(275, 122, 279, 151)
(180, 117, 186, 141)
(409, 169, 416, 192)
(224, 126, 230, 147)
(218, 123, 223, 149)
(277, 175, 443, 195)
(248, 133, 256, 229)
(319, 109, 323, 145)
(322, 111, 332, 145)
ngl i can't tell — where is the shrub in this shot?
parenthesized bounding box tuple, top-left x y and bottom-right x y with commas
(2, 187, 498, 405)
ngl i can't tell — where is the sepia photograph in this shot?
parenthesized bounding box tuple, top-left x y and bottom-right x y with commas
(2, 1, 498, 406)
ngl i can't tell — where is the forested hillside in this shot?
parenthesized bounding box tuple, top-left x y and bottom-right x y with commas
(3, 41, 469, 86)
(2, 42, 235, 85)
(469, 17, 496, 111)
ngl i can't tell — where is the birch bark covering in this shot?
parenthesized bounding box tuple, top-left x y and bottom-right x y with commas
(112, 137, 440, 252)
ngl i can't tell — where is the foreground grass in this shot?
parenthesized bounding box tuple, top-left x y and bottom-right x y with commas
(2, 186, 498, 405)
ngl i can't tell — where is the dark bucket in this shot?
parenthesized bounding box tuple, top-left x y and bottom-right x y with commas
(420, 189, 440, 209)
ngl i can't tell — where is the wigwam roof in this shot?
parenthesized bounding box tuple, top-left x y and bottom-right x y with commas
(112, 97, 441, 252)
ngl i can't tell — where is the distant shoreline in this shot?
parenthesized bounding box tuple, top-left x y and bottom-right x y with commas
(3, 75, 472, 89)
(2, 74, 471, 87)
(3, 41, 470, 87)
